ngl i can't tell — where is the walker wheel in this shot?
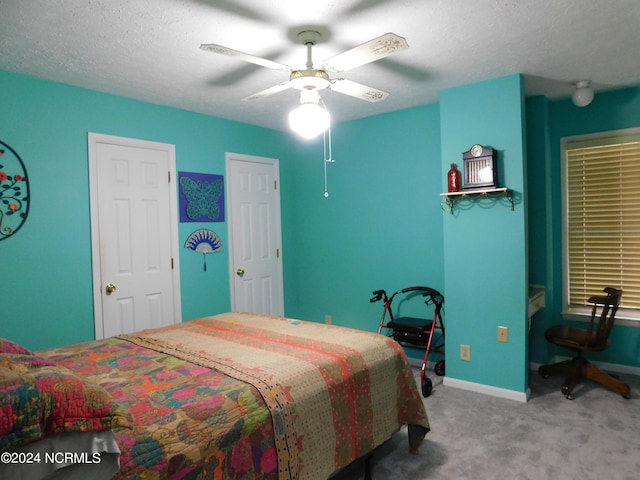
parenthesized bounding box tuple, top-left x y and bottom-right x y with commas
(421, 377, 433, 397)
(434, 360, 445, 376)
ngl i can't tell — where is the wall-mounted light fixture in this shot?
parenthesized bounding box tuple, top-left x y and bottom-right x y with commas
(288, 89, 330, 139)
(572, 80, 594, 107)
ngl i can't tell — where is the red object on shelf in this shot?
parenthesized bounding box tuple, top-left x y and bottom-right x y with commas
(447, 163, 461, 192)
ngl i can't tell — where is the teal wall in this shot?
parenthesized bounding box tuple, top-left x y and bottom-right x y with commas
(282, 104, 445, 336)
(1, 67, 638, 390)
(526, 86, 640, 367)
(0, 69, 444, 353)
(440, 75, 529, 393)
(0, 70, 293, 350)
(525, 95, 553, 364)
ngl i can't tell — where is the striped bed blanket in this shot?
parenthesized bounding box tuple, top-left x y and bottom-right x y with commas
(119, 312, 430, 479)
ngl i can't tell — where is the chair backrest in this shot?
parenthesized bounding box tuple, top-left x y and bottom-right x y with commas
(586, 287, 623, 349)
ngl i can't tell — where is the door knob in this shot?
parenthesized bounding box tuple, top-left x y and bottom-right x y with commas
(236, 268, 245, 277)
(105, 283, 117, 294)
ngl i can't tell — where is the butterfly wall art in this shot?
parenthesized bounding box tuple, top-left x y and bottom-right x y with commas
(178, 172, 224, 222)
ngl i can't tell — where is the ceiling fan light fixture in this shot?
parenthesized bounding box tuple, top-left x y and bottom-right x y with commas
(289, 90, 330, 139)
(289, 70, 331, 91)
(572, 80, 594, 107)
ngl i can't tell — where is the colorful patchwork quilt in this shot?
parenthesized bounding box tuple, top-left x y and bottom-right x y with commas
(39, 336, 276, 479)
(0, 353, 131, 451)
(35, 312, 430, 479)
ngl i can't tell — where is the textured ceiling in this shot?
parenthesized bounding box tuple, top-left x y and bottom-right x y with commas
(2, 0, 640, 133)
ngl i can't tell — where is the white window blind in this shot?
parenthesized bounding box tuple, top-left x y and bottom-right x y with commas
(565, 134, 640, 312)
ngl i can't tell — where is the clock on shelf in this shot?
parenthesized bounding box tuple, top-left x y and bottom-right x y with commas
(462, 144, 497, 190)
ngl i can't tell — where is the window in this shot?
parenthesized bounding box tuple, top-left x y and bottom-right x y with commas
(563, 130, 640, 321)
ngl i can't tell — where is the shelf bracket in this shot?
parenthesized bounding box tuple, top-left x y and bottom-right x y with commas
(440, 188, 514, 214)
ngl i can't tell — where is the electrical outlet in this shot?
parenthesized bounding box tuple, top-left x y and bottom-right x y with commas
(460, 344, 471, 361)
(498, 326, 509, 342)
(325, 315, 332, 325)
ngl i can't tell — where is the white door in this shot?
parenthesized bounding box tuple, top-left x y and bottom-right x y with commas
(226, 153, 284, 316)
(88, 133, 182, 339)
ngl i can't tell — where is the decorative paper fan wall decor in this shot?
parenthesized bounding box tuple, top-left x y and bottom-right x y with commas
(184, 229, 224, 271)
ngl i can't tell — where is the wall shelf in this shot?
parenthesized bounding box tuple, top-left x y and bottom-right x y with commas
(440, 187, 514, 214)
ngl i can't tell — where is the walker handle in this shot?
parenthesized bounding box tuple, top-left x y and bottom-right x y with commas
(370, 290, 385, 303)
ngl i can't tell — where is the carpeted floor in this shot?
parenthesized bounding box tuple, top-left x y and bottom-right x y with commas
(333, 368, 640, 480)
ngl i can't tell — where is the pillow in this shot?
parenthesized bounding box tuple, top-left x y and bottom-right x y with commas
(0, 337, 32, 355)
(0, 353, 131, 450)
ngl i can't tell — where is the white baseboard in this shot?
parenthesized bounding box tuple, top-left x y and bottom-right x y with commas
(442, 376, 530, 403)
(412, 357, 530, 402)
(412, 357, 637, 403)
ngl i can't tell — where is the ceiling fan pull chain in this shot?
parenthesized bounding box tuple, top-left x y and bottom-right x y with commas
(323, 126, 334, 198)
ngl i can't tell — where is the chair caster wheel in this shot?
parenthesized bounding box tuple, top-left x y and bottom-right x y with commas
(541, 374, 549, 379)
(622, 392, 631, 399)
(435, 360, 445, 376)
(421, 377, 432, 397)
(565, 393, 574, 400)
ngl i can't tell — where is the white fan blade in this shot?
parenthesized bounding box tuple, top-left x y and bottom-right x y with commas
(322, 33, 409, 73)
(329, 79, 389, 103)
(200, 44, 291, 72)
(243, 82, 291, 101)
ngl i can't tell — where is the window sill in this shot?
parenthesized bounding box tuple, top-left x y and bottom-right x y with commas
(562, 308, 640, 328)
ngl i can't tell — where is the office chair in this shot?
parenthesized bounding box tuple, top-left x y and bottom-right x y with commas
(538, 287, 631, 400)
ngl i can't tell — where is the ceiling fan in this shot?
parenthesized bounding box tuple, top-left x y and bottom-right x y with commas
(200, 30, 409, 103)
(201, 30, 408, 138)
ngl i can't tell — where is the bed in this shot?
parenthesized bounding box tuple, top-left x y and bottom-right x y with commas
(1, 312, 430, 479)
